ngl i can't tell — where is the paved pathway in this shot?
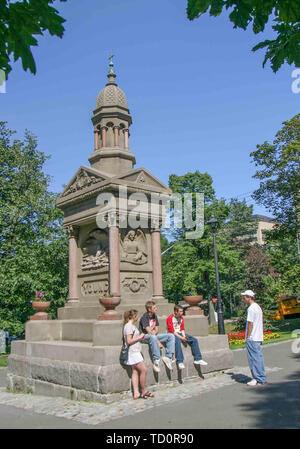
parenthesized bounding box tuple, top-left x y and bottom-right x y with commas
(0, 340, 299, 429)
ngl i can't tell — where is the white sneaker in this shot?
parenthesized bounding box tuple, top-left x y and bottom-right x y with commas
(162, 356, 174, 370)
(247, 379, 258, 386)
(177, 363, 185, 370)
(152, 360, 160, 373)
(194, 359, 208, 366)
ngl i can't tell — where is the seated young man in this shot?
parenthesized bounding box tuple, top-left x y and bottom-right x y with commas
(139, 300, 175, 373)
(166, 305, 208, 370)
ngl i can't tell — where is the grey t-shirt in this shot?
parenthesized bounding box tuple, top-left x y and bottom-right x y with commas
(123, 322, 142, 353)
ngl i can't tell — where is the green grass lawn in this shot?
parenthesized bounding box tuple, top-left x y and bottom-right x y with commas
(0, 357, 8, 367)
(209, 317, 300, 350)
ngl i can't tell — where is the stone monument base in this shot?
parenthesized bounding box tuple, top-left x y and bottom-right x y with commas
(57, 295, 172, 320)
(7, 316, 233, 401)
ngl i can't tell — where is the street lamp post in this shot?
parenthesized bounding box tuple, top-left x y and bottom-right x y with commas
(206, 215, 225, 334)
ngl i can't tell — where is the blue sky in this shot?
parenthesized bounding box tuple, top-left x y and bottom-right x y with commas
(2, 0, 299, 216)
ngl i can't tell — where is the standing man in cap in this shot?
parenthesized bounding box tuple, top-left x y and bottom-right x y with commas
(241, 290, 267, 386)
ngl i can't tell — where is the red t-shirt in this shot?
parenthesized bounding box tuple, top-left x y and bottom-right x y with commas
(166, 314, 185, 333)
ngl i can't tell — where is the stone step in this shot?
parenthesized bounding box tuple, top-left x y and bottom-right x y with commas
(12, 334, 229, 362)
(58, 302, 174, 320)
(0, 367, 7, 387)
(8, 334, 233, 395)
(25, 315, 209, 344)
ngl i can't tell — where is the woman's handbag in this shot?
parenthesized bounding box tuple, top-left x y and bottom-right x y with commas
(119, 335, 129, 365)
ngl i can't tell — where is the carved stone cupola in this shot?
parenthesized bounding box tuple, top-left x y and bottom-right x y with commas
(89, 56, 136, 176)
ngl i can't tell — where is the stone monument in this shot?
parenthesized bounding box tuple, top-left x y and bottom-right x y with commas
(7, 58, 233, 400)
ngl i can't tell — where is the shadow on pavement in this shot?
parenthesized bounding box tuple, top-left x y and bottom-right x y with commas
(225, 371, 251, 384)
(239, 368, 300, 428)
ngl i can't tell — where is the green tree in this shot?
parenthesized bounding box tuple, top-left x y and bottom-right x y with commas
(0, 0, 67, 78)
(266, 233, 300, 297)
(187, 1, 300, 72)
(0, 122, 68, 335)
(251, 113, 300, 239)
(162, 171, 248, 316)
(220, 198, 257, 252)
(244, 244, 277, 295)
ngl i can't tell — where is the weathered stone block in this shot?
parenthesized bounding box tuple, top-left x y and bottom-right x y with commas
(26, 321, 62, 341)
(70, 362, 100, 392)
(183, 315, 209, 336)
(98, 364, 131, 394)
(31, 357, 71, 386)
(7, 354, 31, 378)
(62, 320, 94, 342)
(33, 379, 72, 399)
(10, 340, 26, 356)
(8, 375, 27, 392)
(93, 320, 123, 346)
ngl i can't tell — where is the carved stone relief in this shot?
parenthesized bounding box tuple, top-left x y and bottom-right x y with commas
(136, 171, 146, 184)
(81, 229, 109, 271)
(62, 169, 103, 197)
(122, 276, 148, 294)
(81, 280, 109, 297)
(64, 225, 79, 239)
(120, 229, 148, 265)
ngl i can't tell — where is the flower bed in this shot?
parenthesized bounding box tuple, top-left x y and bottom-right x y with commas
(228, 330, 280, 346)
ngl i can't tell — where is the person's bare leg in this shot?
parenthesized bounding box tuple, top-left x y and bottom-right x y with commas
(131, 365, 140, 398)
(136, 361, 147, 396)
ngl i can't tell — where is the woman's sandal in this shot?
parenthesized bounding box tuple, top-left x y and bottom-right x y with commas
(133, 394, 147, 400)
(141, 391, 155, 398)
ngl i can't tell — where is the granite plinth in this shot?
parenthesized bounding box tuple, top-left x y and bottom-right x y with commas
(58, 302, 174, 320)
(7, 334, 233, 398)
(25, 315, 208, 344)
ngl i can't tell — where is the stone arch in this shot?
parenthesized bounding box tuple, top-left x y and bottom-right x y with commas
(119, 123, 126, 148)
(106, 122, 114, 147)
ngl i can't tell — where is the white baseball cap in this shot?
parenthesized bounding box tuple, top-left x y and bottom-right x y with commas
(241, 290, 255, 297)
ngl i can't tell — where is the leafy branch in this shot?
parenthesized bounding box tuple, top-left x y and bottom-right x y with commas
(0, 0, 67, 78)
(187, 0, 300, 72)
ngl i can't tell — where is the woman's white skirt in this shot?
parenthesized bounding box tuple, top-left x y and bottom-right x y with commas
(127, 351, 144, 366)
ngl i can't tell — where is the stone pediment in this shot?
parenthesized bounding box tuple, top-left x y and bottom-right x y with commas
(112, 168, 171, 194)
(58, 166, 108, 200)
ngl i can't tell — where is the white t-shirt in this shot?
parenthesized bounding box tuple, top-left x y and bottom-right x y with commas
(123, 322, 142, 354)
(246, 302, 263, 342)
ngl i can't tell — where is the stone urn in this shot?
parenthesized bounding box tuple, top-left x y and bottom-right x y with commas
(184, 295, 204, 315)
(98, 295, 121, 320)
(30, 301, 51, 320)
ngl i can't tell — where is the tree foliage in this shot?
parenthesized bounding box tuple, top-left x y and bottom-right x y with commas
(187, 0, 300, 72)
(162, 168, 300, 326)
(0, 0, 67, 78)
(220, 198, 257, 252)
(266, 233, 300, 298)
(251, 113, 300, 238)
(0, 122, 68, 335)
(162, 171, 249, 315)
(244, 244, 277, 295)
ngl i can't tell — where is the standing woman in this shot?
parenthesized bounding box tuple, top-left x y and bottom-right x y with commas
(123, 309, 155, 399)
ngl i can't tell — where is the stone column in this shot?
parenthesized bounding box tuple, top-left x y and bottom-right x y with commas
(65, 225, 79, 305)
(123, 129, 129, 149)
(151, 223, 164, 301)
(94, 129, 99, 151)
(113, 126, 119, 147)
(108, 213, 120, 296)
(101, 126, 107, 148)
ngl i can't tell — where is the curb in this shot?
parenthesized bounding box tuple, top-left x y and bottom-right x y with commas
(231, 338, 294, 352)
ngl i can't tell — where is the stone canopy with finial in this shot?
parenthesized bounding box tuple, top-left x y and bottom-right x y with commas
(95, 54, 128, 109)
(90, 55, 134, 174)
(107, 53, 116, 84)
